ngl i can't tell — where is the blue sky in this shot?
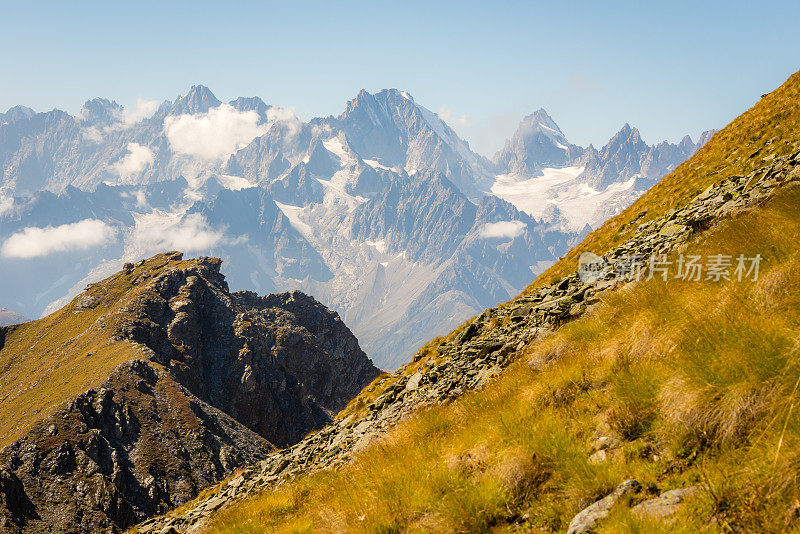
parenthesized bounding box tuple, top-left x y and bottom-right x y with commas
(2, 0, 799, 155)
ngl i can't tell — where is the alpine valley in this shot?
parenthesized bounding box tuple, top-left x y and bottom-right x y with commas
(0, 87, 713, 369)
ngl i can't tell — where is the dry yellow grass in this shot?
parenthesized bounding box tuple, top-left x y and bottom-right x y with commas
(210, 174, 800, 531)
(0, 253, 192, 448)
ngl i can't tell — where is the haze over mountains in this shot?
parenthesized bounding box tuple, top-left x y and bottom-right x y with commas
(0, 86, 714, 368)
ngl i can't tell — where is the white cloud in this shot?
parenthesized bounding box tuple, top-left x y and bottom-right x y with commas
(120, 97, 158, 126)
(130, 212, 243, 253)
(265, 107, 303, 137)
(0, 195, 14, 217)
(438, 107, 471, 128)
(120, 189, 148, 208)
(111, 143, 155, 179)
(1, 219, 117, 259)
(81, 126, 105, 143)
(164, 103, 269, 160)
(478, 220, 525, 239)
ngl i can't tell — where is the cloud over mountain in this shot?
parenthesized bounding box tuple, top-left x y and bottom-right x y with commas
(111, 142, 155, 179)
(120, 97, 158, 126)
(479, 220, 525, 239)
(164, 104, 268, 160)
(1, 219, 117, 258)
(130, 212, 242, 253)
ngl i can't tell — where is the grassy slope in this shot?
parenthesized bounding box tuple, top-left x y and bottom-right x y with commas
(210, 70, 800, 533)
(0, 253, 190, 449)
(211, 172, 800, 534)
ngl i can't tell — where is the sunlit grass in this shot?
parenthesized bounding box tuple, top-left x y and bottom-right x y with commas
(0, 253, 192, 449)
(212, 184, 800, 533)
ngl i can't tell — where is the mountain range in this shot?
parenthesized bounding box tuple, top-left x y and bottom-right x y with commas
(0, 86, 714, 368)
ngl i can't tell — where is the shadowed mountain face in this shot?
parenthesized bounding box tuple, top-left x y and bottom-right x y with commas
(0, 85, 708, 369)
(0, 252, 379, 533)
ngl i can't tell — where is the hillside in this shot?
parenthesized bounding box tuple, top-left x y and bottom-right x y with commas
(135, 70, 800, 533)
(0, 253, 378, 533)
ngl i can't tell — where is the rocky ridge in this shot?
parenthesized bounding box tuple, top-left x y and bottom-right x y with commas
(0, 254, 379, 533)
(135, 149, 800, 533)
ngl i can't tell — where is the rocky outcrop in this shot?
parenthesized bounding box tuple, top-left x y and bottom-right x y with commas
(567, 479, 642, 534)
(0, 254, 379, 533)
(565, 481, 700, 533)
(100, 253, 379, 448)
(631, 486, 700, 520)
(136, 150, 800, 534)
(0, 360, 273, 534)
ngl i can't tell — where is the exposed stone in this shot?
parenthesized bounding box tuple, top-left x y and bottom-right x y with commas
(631, 486, 701, 521)
(567, 479, 641, 534)
(587, 449, 608, 464)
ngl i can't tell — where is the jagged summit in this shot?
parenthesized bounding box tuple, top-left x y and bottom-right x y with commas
(696, 128, 717, 147)
(528, 108, 565, 135)
(493, 108, 583, 175)
(78, 97, 123, 124)
(336, 86, 495, 197)
(1, 105, 36, 124)
(678, 133, 695, 151)
(229, 95, 271, 120)
(170, 84, 222, 114)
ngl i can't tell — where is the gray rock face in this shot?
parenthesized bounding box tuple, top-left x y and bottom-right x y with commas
(493, 112, 715, 191)
(0, 106, 35, 125)
(167, 85, 222, 115)
(108, 254, 378, 446)
(333, 88, 496, 198)
(567, 479, 642, 534)
(578, 124, 651, 189)
(228, 96, 271, 121)
(188, 186, 332, 283)
(577, 125, 718, 190)
(0, 360, 274, 534)
(631, 486, 700, 520)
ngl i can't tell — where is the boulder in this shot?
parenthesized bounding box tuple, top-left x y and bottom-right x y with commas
(631, 486, 701, 521)
(567, 479, 641, 534)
